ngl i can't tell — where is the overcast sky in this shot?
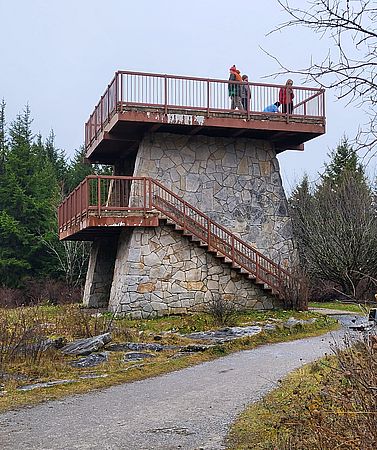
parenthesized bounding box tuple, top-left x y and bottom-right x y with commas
(0, 0, 370, 192)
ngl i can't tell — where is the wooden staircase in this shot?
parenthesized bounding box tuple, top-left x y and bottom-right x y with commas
(149, 179, 291, 298)
(164, 217, 274, 293)
(58, 175, 292, 298)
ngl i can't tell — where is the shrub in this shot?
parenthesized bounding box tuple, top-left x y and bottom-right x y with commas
(206, 293, 237, 326)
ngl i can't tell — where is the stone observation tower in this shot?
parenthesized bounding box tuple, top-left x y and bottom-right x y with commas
(58, 70, 325, 318)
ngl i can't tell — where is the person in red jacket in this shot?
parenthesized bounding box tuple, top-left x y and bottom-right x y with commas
(279, 79, 294, 114)
(228, 65, 244, 110)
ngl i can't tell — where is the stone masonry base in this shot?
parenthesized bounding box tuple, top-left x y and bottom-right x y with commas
(108, 225, 281, 318)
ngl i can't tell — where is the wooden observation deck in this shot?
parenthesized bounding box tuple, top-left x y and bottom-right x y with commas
(85, 70, 326, 163)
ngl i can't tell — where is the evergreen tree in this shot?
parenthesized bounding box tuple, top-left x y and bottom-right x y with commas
(66, 146, 112, 194)
(0, 106, 60, 286)
(289, 139, 377, 300)
(65, 146, 93, 194)
(321, 137, 365, 186)
(43, 131, 68, 194)
(0, 99, 7, 174)
(288, 174, 313, 266)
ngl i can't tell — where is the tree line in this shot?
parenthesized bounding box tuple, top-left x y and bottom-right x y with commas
(0, 101, 109, 296)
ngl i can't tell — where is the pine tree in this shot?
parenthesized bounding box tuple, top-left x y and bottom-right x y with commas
(289, 174, 313, 266)
(289, 139, 377, 300)
(66, 146, 112, 194)
(65, 146, 94, 194)
(43, 131, 68, 194)
(0, 99, 7, 174)
(0, 106, 60, 286)
(321, 137, 365, 186)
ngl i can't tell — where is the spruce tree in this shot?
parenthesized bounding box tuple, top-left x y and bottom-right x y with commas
(289, 139, 377, 300)
(0, 99, 7, 174)
(0, 106, 60, 286)
(321, 137, 365, 186)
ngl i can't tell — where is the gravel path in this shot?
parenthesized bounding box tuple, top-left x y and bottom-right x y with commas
(0, 328, 346, 450)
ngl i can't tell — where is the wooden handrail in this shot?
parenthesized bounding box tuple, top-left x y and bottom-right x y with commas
(84, 71, 326, 149)
(58, 176, 291, 294)
(149, 179, 290, 291)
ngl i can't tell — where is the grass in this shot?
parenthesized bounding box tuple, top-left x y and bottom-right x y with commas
(309, 301, 372, 313)
(0, 304, 339, 413)
(226, 337, 377, 450)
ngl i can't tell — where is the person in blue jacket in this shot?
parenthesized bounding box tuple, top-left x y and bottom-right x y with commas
(263, 101, 280, 112)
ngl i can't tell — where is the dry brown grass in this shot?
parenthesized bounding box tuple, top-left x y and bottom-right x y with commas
(0, 304, 339, 413)
(227, 331, 377, 450)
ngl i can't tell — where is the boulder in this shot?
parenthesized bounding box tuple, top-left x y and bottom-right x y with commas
(17, 379, 77, 391)
(107, 342, 178, 352)
(123, 352, 156, 362)
(61, 333, 111, 356)
(69, 352, 108, 368)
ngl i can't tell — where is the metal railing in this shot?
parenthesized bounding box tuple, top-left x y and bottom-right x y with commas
(85, 70, 325, 148)
(58, 176, 291, 294)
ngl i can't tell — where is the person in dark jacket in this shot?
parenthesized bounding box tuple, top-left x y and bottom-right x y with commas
(279, 79, 294, 114)
(228, 65, 243, 110)
(240, 74, 251, 111)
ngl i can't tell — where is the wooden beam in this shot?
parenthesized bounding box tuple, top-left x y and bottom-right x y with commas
(276, 143, 305, 152)
(150, 124, 161, 132)
(189, 126, 203, 135)
(232, 129, 245, 137)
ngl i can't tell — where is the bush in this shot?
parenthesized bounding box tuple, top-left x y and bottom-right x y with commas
(206, 293, 237, 326)
(281, 267, 310, 310)
(0, 279, 82, 308)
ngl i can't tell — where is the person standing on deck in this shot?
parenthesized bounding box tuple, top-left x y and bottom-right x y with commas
(279, 79, 294, 114)
(241, 74, 251, 111)
(228, 65, 243, 110)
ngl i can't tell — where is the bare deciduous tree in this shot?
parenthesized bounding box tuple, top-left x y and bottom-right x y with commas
(41, 237, 90, 288)
(268, 0, 377, 151)
(290, 170, 377, 300)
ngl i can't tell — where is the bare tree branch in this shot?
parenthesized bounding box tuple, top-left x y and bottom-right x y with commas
(267, 0, 377, 152)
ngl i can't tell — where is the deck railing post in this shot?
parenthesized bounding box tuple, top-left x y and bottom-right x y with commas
(322, 89, 326, 121)
(247, 82, 250, 120)
(100, 96, 104, 131)
(256, 254, 260, 280)
(164, 76, 168, 114)
(231, 235, 235, 263)
(107, 86, 110, 121)
(207, 219, 211, 250)
(143, 177, 147, 211)
(84, 178, 88, 219)
(207, 80, 210, 117)
(148, 178, 152, 209)
(183, 201, 186, 231)
(97, 177, 101, 217)
(120, 72, 124, 112)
